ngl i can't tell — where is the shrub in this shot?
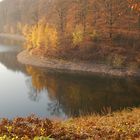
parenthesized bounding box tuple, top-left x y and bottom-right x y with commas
(128, 62, 139, 71)
(107, 54, 125, 68)
(22, 19, 58, 51)
(22, 24, 33, 50)
(72, 25, 84, 46)
(90, 30, 100, 42)
(34, 136, 54, 140)
(44, 24, 58, 49)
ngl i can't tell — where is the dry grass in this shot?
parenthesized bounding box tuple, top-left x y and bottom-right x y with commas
(52, 108, 140, 140)
(1, 108, 140, 139)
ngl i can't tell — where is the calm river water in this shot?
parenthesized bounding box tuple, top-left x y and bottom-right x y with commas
(0, 38, 140, 120)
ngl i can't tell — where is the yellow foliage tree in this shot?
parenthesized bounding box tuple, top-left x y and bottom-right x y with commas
(72, 25, 84, 46)
(22, 19, 58, 50)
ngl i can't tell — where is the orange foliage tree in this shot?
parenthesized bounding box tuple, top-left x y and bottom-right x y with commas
(128, 0, 140, 28)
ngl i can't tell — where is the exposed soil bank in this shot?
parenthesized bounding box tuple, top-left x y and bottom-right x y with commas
(17, 50, 140, 77)
(0, 33, 25, 41)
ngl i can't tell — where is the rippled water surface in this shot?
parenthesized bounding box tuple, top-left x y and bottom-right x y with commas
(0, 38, 140, 120)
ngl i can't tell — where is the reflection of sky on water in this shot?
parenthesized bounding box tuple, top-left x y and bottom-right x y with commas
(0, 44, 20, 52)
(0, 43, 67, 120)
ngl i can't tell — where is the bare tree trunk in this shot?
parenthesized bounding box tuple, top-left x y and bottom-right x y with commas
(109, 2, 113, 39)
(83, 0, 88, 35)
(109, 26, 113, 39)
(138, 15, 140, 29)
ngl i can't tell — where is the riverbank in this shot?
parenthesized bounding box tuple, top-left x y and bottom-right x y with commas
(0, 33, 25, 41)
(17, 50, 140, 77)
(0, 108, 140, 139)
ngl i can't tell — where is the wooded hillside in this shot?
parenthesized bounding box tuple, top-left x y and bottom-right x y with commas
(0, 0, 140, 67)
(0, 0, 139, 38)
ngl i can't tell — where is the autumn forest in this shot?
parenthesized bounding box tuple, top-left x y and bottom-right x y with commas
(0, 0, 140, 139)
(0, 0, 139, 64)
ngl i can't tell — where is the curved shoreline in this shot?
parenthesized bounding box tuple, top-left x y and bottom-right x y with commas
(0, 33, 25, 41)
(17, 50, 140, 77)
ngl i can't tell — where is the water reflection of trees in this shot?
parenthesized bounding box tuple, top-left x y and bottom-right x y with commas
(26, 66, 140, 117)
(47, 100, 64, 117)
(26, 78, 41, 102)
(0, 51, 26, 73)
(0, 38, 23, 47)
(0, 38, 26, 73)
